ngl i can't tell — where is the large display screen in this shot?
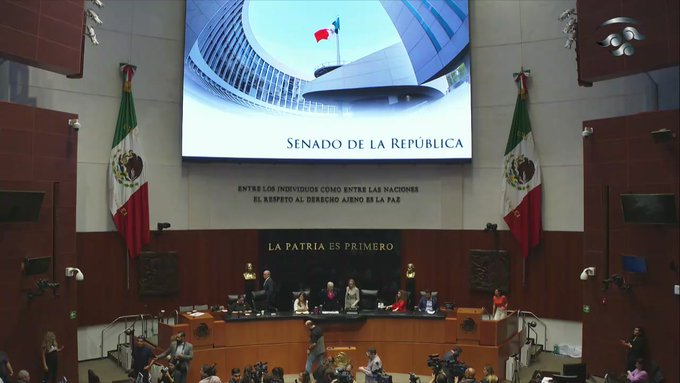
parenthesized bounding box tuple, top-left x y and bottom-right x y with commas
(182, 0, 471, 161)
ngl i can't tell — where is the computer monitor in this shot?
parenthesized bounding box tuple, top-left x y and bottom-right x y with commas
(0, 190, 45, 222)
(22, 256, 52, 276)
(620, 193, 678, 224)
(621, 255, 647, 273)
(552, 374, 579, 383)
(562, 363, 586, 383)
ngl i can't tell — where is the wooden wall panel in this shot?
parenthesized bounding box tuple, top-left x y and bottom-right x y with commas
(582, 110, 679, 383)
(77, 229, 583, 326)
(0, 101, 78, 382)
(0, 0, 85, 76)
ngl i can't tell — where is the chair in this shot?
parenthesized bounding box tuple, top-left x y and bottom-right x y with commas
(419, 291, 439, 297)
(252, 289, 268, 311)
(360, 289, 378, 310)
(227, 294, 240, 305)
(562, 363, 586, 383)
(193, 304, 209, 311)
(179, 305, 193, 313)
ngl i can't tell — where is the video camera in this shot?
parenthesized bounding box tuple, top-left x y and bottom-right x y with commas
(425, 353, 466, 382)
(335, 368, 353, 383)
(254, 361, 268, 383)
(408, 373, 420, 383)
(372, 368, 393, 383)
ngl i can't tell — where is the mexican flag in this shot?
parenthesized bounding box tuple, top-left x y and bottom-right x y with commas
(108, 64, 150, 258)
(501, 69, 542, 258)
(314, 17, 340, 42)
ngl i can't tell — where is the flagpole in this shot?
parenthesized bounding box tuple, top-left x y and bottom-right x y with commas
(336, 29, 340, 65)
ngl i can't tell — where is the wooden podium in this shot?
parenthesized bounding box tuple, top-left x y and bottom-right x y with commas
(179, 312, 214, 348)
(456, 307, 484, 344)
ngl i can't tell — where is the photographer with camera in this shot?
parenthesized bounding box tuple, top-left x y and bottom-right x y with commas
(358, 348, 382, 383)
(157, 360, 176, 383)
(154, 332, 193, 383)
(199, 364, 222, 383)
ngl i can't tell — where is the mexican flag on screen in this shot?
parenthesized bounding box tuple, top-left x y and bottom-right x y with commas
(501, 69, 542, 258)
(108, 64, 150, 258)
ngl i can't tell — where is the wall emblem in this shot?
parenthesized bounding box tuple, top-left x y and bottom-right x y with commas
(596, 17, 645, 57)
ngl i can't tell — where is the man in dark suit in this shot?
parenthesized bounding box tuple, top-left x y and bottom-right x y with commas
(418, 290, 439, 313)
(263, 270, 277, 310)
(154, 331, 193, 383)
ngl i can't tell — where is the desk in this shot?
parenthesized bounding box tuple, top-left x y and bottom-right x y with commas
(158, 310, 524, 383)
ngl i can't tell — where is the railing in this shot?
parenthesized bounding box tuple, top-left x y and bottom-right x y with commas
(516, 310, 548, 350)
(100, 314, 153, 358)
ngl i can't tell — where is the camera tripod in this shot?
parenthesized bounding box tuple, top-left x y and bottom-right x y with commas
(511, 356, 520, 383)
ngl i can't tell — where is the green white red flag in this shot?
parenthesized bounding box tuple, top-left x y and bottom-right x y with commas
(501, 68, 542, 258)
(108, 64, 150, 258)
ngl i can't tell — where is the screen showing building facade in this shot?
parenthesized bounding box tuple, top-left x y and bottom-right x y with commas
(182, 0, 471, 161)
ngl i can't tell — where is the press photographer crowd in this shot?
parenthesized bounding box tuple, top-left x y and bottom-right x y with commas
(122, 326, 502, 383)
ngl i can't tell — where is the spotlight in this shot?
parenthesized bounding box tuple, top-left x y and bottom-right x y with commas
(65, 267, 85, 281)
(86, 8, 103, 25)
(85, 25, 99, 45)
(157, 222, 171, 232)
(68, 119, 81, 131)
(89, 0, 104, 8)
(580, 267, 596, 281)
(484, 223, 498, 232)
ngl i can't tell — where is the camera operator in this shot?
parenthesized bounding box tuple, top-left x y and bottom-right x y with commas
(358, 349, 382, 383)
(199, 364, 222, 383)
(271, 367, 284, 383)
(441, 347, 466, 383)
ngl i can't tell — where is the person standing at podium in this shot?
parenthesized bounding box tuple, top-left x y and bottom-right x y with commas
(263, 270, 277, 310)
(155, 332, 193, 383)
(304, 320, 325, 375)
(320, 282, 340, 311)
(344, 279, 360, 311)
(492, 289, 508, 320)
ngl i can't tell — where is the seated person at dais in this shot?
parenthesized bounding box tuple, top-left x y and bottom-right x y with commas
(384, 290, 407, 312)
(320, 281, 341, 311)
(229, 294, 251, 312)
(294, 292, 310, 314)
(418, 290, 439, 314)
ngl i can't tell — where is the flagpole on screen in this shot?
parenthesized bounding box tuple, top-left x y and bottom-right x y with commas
(335, 16, 340, 65)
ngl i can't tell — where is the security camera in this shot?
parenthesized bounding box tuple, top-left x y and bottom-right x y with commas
(580, 267, 596, 281)
(582, 127, 593, 137)
(65, 267, 85, 281)
(157, 222, 171, 231)
(68, 119, 81, 131)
